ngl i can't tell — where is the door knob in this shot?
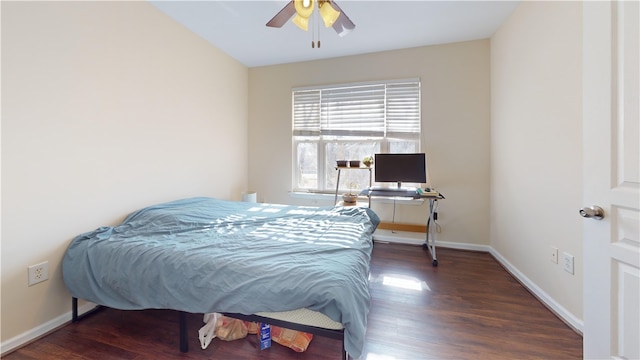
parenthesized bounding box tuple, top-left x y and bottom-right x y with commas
(579, 205, 605, 220)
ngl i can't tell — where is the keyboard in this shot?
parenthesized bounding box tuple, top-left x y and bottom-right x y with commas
(365, 187, 420, 198)
(369, 186, 417, 192)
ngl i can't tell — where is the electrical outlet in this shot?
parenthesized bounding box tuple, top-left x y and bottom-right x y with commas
(28, 261, 49, 286)
(562, 253, 574, 275)
(550, 246, 558, 264)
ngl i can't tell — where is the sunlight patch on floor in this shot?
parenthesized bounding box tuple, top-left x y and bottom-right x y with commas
(366, 353, 397, 360)
(382, 275, 428, 291)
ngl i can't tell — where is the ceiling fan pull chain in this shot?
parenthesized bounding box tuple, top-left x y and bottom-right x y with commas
(316, 9, 321, 48)
(314, 9, 318, 48)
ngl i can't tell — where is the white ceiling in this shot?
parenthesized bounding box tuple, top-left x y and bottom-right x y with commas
(150, 1, 520, 68)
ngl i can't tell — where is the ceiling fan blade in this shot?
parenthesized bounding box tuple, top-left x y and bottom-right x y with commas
(266, 1, 296, 28)
(329, 1, 355, 37)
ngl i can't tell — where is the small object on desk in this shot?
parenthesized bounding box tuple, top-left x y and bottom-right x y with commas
(336, 160, 348, 167)
(349, 160, 360, 167)
(422, 188, 439, 196)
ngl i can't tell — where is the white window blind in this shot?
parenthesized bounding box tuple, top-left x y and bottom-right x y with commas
(386, 82, 421, 138)
(292, 90, 321, 136)
(293, 79, 420, 138)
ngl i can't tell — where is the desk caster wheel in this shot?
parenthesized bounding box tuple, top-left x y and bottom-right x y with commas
(432, 259, 438, 267)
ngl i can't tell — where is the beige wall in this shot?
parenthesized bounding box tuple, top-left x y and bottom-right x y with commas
(248, 40, 492, 246)
(1, 0, 586, 352)
(491, 1, 583, 325)
(1, 1, 248, 345)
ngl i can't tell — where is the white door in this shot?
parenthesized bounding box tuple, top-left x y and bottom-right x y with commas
(583, 1, 640, 359)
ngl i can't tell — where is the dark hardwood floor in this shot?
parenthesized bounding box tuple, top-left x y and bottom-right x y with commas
(4, 243, 582, 359)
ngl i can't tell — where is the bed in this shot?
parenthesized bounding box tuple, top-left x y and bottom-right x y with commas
(62, 197, 380, 359)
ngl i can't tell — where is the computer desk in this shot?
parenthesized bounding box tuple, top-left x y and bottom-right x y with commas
(361, 188, 445, 267)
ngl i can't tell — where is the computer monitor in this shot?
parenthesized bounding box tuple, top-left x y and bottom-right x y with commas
(374, 153, 427, 188)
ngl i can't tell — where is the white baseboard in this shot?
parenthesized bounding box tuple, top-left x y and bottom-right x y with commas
(0, 301, 97, 356)
(489, 248, 584, 334)
(372, 229, 583, 334)
(373, 229, 490, 252)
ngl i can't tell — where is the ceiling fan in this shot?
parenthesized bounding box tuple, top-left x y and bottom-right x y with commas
(266, 0, 356, 42)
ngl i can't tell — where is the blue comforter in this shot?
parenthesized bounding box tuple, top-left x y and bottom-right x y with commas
(63, 197, 379, 358)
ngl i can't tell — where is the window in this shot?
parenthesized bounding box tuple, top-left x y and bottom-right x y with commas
(293, 79, 421, 192)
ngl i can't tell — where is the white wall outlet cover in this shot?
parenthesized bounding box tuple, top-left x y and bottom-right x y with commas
(562, 252, 574, 275)
(28, 261, 49, 286)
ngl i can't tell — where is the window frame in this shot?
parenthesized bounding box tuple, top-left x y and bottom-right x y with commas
(292, 78, 421, 193)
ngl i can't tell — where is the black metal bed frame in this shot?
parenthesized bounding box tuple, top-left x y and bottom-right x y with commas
(71, 298, 348, 360)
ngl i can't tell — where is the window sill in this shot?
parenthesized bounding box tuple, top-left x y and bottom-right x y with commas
(288, 192, 335, 201)
(288, 191, 424, 206)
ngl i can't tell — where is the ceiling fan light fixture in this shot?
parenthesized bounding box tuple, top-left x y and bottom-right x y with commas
(292, 0, 314, 31)
(267, 0, 355, 41)
(319, 1, 340, 28)
(292, 14, 310, 31)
